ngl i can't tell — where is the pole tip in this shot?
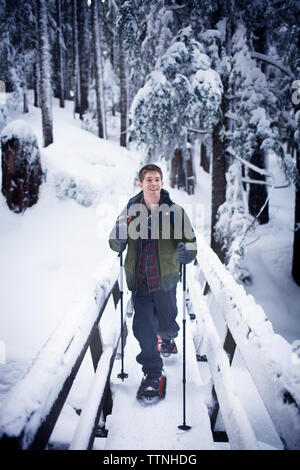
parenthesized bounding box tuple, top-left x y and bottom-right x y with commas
(178, 424, 192, 431)
(117, 372, 128, 381)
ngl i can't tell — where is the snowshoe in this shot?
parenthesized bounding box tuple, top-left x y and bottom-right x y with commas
(157, 337, 178, 357)
(136, 374, 167, 404)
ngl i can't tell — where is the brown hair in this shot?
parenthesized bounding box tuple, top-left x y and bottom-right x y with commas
(138, 164, 163, 182)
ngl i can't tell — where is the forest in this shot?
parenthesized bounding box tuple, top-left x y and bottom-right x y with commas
(0, 0, 299, 285)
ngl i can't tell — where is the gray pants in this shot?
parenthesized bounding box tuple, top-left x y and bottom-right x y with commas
(132, 281, 179, 377)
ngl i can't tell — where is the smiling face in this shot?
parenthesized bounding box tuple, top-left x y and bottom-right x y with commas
(138, 170, 164, 201)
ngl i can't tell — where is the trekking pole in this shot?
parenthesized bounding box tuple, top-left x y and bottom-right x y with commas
(117, 250, 128, 381)
(178, 263, 191, 431)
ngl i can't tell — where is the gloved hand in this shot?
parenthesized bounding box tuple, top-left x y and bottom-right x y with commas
(176, 242, 194, 264)
(115, 221, 128, 252)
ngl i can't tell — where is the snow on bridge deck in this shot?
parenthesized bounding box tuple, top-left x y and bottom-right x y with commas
(103, 288, 215, 451)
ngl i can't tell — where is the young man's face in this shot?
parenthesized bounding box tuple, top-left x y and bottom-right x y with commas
(138, 170, 164, 199)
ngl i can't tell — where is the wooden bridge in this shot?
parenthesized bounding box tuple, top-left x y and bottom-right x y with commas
(0, 233, 299, 451)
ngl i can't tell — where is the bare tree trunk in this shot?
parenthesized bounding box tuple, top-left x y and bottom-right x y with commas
(56, 0, 65, 108)
(91, 0, 106, 138)
(170, 148, 185, 189)
(200, 141, 210, 173)
(248, 143, 269, 224)
(292, 148, 300, 286)
(186, 137, 195, 194)
(119, 35, 127, 147)
(37, 0, 53, 147)
(34, 59, 40, 108)
(33, 0, 40, 108)
(19, 3, 28, 114)
(211, 115, 227, 264)
(77, 0, 90, 119)
(248, 24, 269, 222)
(209, 1, 232, 264)
(72, 0, 80, 115)
(22, 83, 29, 114)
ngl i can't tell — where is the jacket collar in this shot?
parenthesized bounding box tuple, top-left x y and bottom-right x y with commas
(127, 188, 174, 209)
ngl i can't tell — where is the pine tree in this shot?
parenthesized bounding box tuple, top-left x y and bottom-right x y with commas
(0, 0, 37, 113)
(214, 160, 249, 280)
(204, 0, 235, 265)
(268, 0, 300, 286)
(130, 27, 222, 191)
(228, 23, 279, 224)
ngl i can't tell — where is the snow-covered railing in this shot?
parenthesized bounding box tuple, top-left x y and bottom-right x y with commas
(0, 261, 124, 450)
(191, 233, 300, 450)
(187, 272, 259, 450)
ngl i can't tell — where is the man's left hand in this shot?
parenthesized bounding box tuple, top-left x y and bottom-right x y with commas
(176, 242, 195, 264)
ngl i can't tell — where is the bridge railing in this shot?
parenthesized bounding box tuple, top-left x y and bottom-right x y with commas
(188, 232, 300, 450)
(1, 233, 299, 450)
(0, 260, 127, 450)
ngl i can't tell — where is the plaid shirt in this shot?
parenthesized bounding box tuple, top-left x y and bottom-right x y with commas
(137, 239, 161, 292)
(136, 204, 161, 292)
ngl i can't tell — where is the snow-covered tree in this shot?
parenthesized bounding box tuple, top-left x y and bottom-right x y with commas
(116, 0, 178, 147)
(0, 0, 37, 113)
(214, 160, 250, 281)
(103, 58, 119, 117)
(228, 23, 281, 224)
(212, 21, 279, 275)
(266, 0, 300, 286)
(237, 0, 300, 284)
(130, 27, 222, 190)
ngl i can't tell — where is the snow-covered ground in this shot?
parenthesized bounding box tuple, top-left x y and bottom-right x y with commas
(0, 96, 139, 399)
(0, 96, 299, 450)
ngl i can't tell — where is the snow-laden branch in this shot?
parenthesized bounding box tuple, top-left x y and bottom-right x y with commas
(166, 4, 187, 10)
(108, 0, 119, 14)
(187, 127, 213, 135)
(239, 191, 271, 247)
(227, 148, 273, 178)
(250, 52, 294, 78)
(241, 177, 289, 189)
(225, 111, 243, 125)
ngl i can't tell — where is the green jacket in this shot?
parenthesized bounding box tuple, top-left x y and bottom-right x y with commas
(109, 189, 197, 292)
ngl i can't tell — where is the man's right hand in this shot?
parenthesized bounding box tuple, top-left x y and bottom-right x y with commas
(115, 221, 128, 252)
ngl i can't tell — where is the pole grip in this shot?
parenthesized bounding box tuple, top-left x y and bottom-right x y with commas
(119, 251, 123, 293)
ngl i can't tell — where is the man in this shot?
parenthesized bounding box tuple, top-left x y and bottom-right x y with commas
(109, 164, 197, 400)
